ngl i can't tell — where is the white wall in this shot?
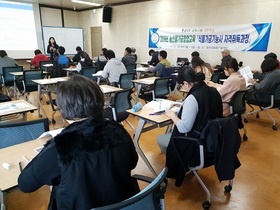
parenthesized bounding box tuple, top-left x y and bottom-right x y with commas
(77, 0, 280, 70)
(38, 0, 280, 69)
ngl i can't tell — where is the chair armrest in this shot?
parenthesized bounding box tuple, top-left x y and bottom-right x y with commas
(132, 173, 168, 199)
(132, 174, 154, 183)
(172, 136, 202, 144)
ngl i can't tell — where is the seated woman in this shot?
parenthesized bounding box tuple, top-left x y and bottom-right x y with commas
(157, 66, 223, 186)
(18, 75, 139, 210)
(76, 51, 94, 72)
(191, 56, 212, 81)
(216, 58, 246, 116)
(247, 57, 280, 104)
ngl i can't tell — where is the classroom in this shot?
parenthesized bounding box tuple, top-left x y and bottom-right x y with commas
(0, 0, 280, 209)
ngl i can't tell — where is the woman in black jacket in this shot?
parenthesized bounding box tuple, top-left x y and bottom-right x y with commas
(18, 75, 139, 210)
(163, 67, 223, 186)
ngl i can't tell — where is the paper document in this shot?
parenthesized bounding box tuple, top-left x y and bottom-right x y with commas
(239, 66, 253, 87)
(136, 67, 147, 71)
(146, 99, 181, 113)
(0, 102, 30, 113)
(92, 71, 103, 76)
(38, 128, 64, 139)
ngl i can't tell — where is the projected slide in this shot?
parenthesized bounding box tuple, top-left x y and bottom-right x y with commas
(0, 1, 37, 51)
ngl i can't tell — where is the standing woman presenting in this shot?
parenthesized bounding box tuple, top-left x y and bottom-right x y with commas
(47, 37, 59, 63)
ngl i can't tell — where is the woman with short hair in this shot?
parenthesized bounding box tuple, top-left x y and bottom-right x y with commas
(18, 75, 139, 210)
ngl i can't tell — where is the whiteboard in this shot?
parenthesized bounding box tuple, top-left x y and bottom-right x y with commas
(42, 26, 84, 55)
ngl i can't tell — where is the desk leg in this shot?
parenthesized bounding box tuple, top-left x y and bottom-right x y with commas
(37, 84, 47, 118)
(133, 118, 157, 177)
(134, 84, 142, 103)
(13, 76, 20, 100)
(136, 71, 141, 79)
(0, 191, 6, 210)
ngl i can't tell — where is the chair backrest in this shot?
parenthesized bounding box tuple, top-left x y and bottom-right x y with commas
(96, 61, 107, 71)
(80, 66, 97, 79)
(160, 67, 174, 78)
(2, 66, 24, 86)
(23, 70, 44, 92)
(228, 90, 247, 115)
(111, 88, 132, 122)
(119, 73, 135, 89)
(125, 64, 137, 74)
(153, 77, 171, 99)
(91, 167, 168, 210)
(210, 72, 222, 84)
(273, 83, 280, 107)
(39, 60, 52, 70)
(176, 57, 189, 64)
(0, 93, 12, 103)
(52, 64, 69, 78)
(0, 118, 49, 149)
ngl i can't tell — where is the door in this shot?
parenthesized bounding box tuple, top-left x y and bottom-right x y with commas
(91, 27, 102, 58)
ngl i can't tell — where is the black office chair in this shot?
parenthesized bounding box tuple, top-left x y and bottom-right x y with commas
(91, 167, 168, 210)
(125, 64, 137, 74)
(52, 64, 69, 78)
(79, 66, 98, 80)
(104, 88, 135, 135)
(2, 66, 24, 97)
(39, 60, 52, 70)
(210, 72, 222, 84)
(22, 70, 44, 102)
(228, 90, 248, 140)
(244, 83, 280, 130)
(176, 57, 189, 66)
(0, 118, 49, 149)
(95, 61, 107, 71)
(140, 77, 171, 103)
(0, 93, 11, 103)
(118, 72, 136, 89)
(39, 60, 52, 77)
(171, 114, 241, 210)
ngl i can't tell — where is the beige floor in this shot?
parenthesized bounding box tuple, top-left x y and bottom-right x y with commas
(5, 91, 280, 210)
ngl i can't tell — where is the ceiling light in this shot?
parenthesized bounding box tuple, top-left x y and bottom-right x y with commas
(71, 0, 102, 7)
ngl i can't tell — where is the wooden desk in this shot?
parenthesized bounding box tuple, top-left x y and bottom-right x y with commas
(92, 71, 103, 85)
(32, 77, 69, 118)
(127, 99, 175, 177)
(135, 67, 149, 79)
(10, 70, 48, 99)
(0, 100, 37, 121)
(131, 77, 158, 102)
(0, 137, 50, 209)
(99, 85, 123, 94)
(63, 67, 77, 76)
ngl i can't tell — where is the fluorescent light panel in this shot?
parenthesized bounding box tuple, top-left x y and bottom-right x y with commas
(71, 0, 101, 6)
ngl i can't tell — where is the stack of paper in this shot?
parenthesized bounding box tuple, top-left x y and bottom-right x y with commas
(239, 66, 253, 87)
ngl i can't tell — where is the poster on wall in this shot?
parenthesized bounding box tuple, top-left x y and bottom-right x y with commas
(148, 23, 272, 52)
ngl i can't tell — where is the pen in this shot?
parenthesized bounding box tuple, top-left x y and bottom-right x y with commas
(19, 161, 23, 172)
(149, 110, 165, 115)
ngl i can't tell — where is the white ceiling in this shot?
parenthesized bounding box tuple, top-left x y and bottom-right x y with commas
(10, 0, 152, 11)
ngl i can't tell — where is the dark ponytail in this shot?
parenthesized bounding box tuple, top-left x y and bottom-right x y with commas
(195, 72, 205, 82)
(178, 66, 205, 84)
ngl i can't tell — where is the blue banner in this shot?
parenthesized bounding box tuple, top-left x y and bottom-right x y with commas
(148, 23, 272, 52)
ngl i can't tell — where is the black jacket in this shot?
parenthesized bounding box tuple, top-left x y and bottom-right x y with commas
(18, 118, 139, 210)
(166, 82, 223, 186)
(204, 115, 241, 182)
